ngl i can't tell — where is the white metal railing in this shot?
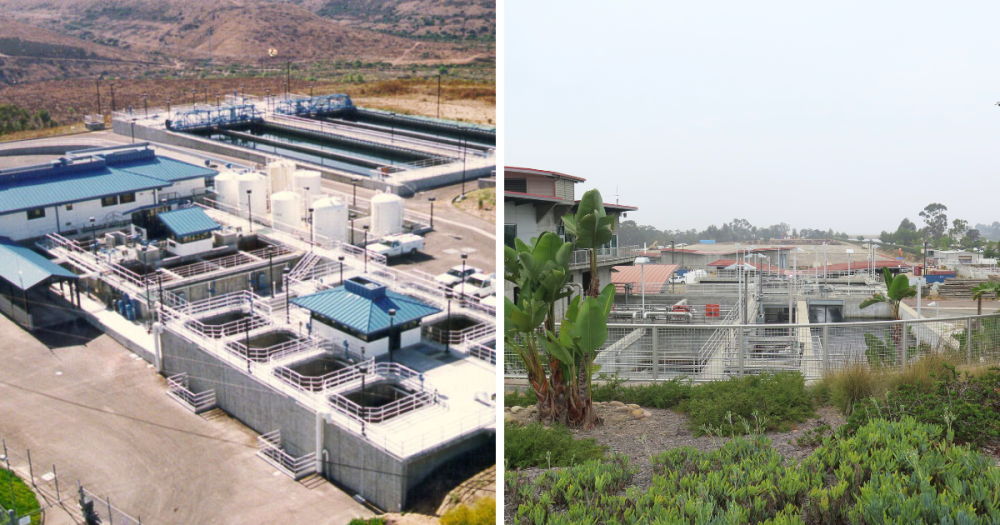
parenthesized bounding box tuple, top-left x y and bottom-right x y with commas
(274, 356, 376, 393)
(422, 320, 493, 345)
(257, 430, 317, 480)
(569, 245, 643, 267)
(166, 373, 217, 413)
(467, 343, 496, 365)
(328, 387, 434, 424)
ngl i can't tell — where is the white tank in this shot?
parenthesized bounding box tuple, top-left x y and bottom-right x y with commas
(271, 191, 301, 233)
(312, 196, 348, 244)
(267, 160, 296, 194)
(292, 170, 322, 208)
(370, 192, 404, 239)
(235, 172, 267, 218)
(214, 170, 239, 207)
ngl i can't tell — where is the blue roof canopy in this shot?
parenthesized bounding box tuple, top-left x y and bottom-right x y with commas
(0, 237, 77, 291)
(158, 207, 220, 238)
(292, 277, 441, 335)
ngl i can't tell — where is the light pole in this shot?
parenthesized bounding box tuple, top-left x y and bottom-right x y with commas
(216, 93, 221, 107)
(444, 289, 453, 355)
(635, 256, 650, 314)
(89, 217, 97, 254)
(624, 282, 633, 307)
(142, 93, 148, 118)
(428, 196, 436, 229)
(337, 255, 345, 284)
(387, 308, 396, 362)
(461, 253, 468, 284)
(308, 207, 315, 251)
(246, 189, 253, 232)
(349, 212, 356, 246)
(351, 178, 360, 207)
(362, 224, 369, 273)
(266, 246, 275, 297)
(284, 265, 291, 323)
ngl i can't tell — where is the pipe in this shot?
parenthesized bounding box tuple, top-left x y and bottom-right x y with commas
(642, 310, 693, 323)
(152, 321, 164, 372)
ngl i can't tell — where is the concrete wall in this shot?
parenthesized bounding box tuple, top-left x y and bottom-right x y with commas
(159, 329, 409, 511)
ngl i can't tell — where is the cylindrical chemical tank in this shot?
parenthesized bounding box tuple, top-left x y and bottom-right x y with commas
(214, 170, 239, 207)
(267, 160, 296, 194)
(235, 172, 268, 218)
(312, 196, 348, 244)
(271, 191, 301, 233)
(292, 170, 322, 208)
(370, 192, 404, 239)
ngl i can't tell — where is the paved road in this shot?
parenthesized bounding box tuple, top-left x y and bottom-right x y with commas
(902, 297, 1000, 317)
(0, 315, 373, 524)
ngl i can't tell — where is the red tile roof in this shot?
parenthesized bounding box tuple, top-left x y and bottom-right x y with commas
(573, 200, 638, 211)
(611, 264, 679, 293)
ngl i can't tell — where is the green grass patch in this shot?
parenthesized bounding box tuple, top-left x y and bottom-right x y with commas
(504, 388, 537, 407)
(508, 417, 1000, 524)
(0, 469, 41, 525)
(591, 374, 692, 409)
(504, 422, 607, 470)
(680, 371, 814, 435)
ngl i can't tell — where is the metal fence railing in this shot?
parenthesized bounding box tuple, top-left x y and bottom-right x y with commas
(256, 431, 316, 481)
(505, 312, 1000, 381)
(569, 245, 642, 268)
(166, 373, 217, 414)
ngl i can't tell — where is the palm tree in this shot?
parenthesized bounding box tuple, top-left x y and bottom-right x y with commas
(972, 281, 1000, 315)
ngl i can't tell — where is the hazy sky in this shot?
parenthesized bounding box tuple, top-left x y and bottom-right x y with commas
(506, 2, 1000, 235)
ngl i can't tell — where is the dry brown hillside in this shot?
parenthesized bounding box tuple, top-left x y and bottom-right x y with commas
(0, 0, 489, 64)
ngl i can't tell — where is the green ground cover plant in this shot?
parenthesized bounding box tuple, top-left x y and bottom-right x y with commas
(440, 497, 496, 525)
(504, 422, 607, 469)
(508, 418, 1000, 524)
(0, 469, 41, 525)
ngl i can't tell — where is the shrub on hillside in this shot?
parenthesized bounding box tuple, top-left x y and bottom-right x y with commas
(440, 497, 496, 525)
(681, 371, 814, 435)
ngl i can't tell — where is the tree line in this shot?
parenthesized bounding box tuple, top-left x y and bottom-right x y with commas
(618, 218, 851, 248)
(879, 203, 999, 258)
(0, 104, 55, 137)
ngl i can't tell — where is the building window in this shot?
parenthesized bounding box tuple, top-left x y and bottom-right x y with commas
(119, 192, 136, 204)
(101, 195, 118, 207)
(26, 208, 45, 220)
(205, 176, 215, 190)
(507, 178, 527, 193)
(65, 204, 73, 211)
(504, 224, 516, 248)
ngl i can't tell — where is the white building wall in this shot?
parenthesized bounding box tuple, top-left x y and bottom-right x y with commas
(0, 190, 157, 241)
(166, 237, 214, 257)
(311, 322, 422, 358)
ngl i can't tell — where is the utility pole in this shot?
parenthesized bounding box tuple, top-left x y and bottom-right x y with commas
(286, 61, 291, 99)
(96, 79, 102, 115)
(436, 74, 442, 118)
(110, 82, 116, 112)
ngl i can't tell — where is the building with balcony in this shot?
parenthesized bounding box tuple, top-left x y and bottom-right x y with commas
(503, 167, 638, 315)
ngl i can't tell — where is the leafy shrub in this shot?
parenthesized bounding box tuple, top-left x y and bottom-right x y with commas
(439, 497, 496, 525)
(504, 422, 606, 469)
(348, 518, 384, 525)
(504, 388, 537, 407)
(509, 418, 1000, 524)
(681, 371, 814, 435)
(591, 373, 692, 409)
(844, 364, 1000, 447)
(0, 469, 40, 525)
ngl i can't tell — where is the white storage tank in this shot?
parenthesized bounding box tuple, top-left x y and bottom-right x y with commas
(267, 160, 296, 194)
(292, 170, 322, 208)
(271, 191, 301, 233)
(214, 170, 239, 207)
(235, 172, 268, 218)
(312, 196, 348, 244)
(370, 192, 404, 239)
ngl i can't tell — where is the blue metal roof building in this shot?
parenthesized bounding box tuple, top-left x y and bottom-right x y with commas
(292, 277, 440, 341)
(0, 146, 217, 215)
(0, 237, 77, 291)
(157, 207, 220, 239)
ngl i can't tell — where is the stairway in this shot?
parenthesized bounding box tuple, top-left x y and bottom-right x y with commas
(288, 251, 321, 281)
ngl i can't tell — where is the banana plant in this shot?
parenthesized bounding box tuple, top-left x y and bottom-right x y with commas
(860, 267, 916, 365)
(860, 267, 916, 320)
(503, 232, 576, 423)
(563, 189, 615, 297)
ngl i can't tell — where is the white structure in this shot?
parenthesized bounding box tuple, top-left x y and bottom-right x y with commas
(926, 249, 985, 266)
(267, 159, 296, 194)
(312, 196, 348, 244)
(370, 192, 404, 239)
(214, 170, 240, 207)
(293, 170, 323, 210)
(270, 191, 302, 233)
(235, 172, 268, 216)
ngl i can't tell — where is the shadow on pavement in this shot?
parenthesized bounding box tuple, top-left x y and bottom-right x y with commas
(32, 318, 104, 349)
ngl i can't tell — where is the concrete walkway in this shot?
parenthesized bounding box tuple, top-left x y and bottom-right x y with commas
(0, 310, 373, 524)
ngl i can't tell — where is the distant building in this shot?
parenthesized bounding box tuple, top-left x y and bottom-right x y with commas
(503, 167, 639, 315)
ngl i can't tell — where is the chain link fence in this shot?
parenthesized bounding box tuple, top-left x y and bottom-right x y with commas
(505, 313, 1000, 381)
